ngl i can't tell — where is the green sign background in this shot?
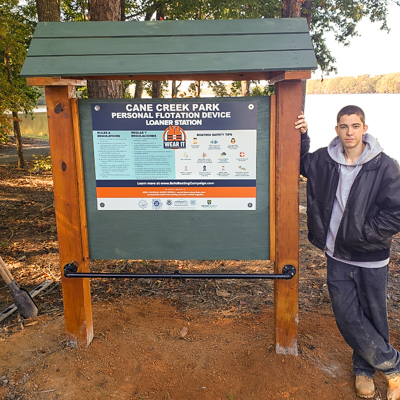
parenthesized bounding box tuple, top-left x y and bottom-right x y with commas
(79, 97, 270, 260)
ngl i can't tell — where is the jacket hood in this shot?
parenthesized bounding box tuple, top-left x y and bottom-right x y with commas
(327, 133, 383, 166)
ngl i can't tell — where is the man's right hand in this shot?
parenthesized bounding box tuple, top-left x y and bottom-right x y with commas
(295, 112, 308, 134)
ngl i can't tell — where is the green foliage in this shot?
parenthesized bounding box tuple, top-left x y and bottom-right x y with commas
(251, 84, 275, 96)
(35, 86, 46, 105)
(0, 114, 12, 143)
(120, 1, 395, 75)
(31, 155, 52, 172)
(307, 72, 400, 94)
(61, 1, 89, 21)
(122, 80, 133, 98)
(0, 0, 40, 143)
(308, 0, 393, 74)
(185, 81, 204, 97)
(1, 0, 396, 119)
(230, 81, 243, 97)
(144, 81, 169, 98)
(207, 81, 241, 97)
(206, 80, 274, 97)
(157, 0, 281, 20)
(77, 86, 88, 98)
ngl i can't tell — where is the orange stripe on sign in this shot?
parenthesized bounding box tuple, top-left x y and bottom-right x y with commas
(97, 187, 256, 198)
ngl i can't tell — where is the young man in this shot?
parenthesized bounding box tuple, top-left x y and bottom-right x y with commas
(295, 105, 400, 399)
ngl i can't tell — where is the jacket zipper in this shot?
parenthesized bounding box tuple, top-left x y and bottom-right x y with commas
(332, 166, 364, 258)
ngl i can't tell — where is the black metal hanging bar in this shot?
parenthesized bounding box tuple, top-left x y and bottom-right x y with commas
(63, 263, 296, 280)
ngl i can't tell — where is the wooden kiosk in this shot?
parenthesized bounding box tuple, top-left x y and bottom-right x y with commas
(21, 18, 317, 355)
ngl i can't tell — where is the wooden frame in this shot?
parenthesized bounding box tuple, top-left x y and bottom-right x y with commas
(45, 85, 93, 347)
(23, 18, 315, 352)
(32, 74, 305, 353)
(273, 78, 302, 355)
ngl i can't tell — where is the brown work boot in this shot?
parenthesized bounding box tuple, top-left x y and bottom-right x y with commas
(387, 375, 400, 400)
(355, 375, 375, 398)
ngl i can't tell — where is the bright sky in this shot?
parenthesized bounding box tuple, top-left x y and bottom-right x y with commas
(316, 2, 400, 78)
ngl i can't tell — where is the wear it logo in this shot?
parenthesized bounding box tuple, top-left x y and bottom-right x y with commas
(163, 126, 186, 149)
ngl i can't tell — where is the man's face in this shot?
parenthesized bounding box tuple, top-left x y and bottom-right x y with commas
(335, 114, 368, 152)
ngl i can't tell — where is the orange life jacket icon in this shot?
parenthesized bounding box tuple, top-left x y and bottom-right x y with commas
(164, 126, 186, 142)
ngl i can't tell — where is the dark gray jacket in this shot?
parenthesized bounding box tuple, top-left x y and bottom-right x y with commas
(300, 132, 400, 262)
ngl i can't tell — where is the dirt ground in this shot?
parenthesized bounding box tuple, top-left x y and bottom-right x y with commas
(2, 140, 400, 399)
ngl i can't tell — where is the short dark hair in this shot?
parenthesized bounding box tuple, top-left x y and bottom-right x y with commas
(337, 105, 366, 126)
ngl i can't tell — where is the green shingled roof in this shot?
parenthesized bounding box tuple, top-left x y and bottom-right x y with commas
(21, 18, 317, 78)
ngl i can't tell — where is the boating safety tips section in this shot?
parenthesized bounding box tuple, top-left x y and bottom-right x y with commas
(91, 101, 257, 211)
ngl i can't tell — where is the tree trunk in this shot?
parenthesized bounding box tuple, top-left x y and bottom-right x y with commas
(134, 81, 144, 99)
(172, 81, 182, 98)
(4, 49, 25, 168)
(121, 0, 125, 21)
(12, 112, 25, 169)
(132, 7, 157, 99)
(35, 0, 60, 21)
(81, 2, 87, 21)
(241, 80, 250, 97)
(87, 0, 122, 99)
(196, 81, 201, 97)
(301, 0, 312, 29)
(281, 0, 306, 109)
(172, 81, 178, 98)
(281, 0, 301, 18)
(150, 5, 164, 99)
(88, 0, 121, 21)
(88, 80, 123, 99)
(152, 81, 162, 99)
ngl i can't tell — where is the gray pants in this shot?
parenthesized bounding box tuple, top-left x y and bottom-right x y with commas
(326, 255, 400, 378)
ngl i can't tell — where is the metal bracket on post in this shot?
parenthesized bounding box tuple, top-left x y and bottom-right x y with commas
(64, 263, 296, 280)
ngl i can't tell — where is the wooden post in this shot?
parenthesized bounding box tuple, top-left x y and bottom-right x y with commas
(273, 79, 302, 355)
(45, 85, 93, 348)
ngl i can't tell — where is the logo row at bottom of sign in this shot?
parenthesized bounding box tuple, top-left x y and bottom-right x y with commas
(97, 198, 256, 211)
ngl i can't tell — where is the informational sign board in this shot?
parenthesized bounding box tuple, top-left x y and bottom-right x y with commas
(79, 97, 270, 260)
(91, 101, 257, 211)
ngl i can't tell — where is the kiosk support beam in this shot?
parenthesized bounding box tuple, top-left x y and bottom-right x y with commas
(63, 263, 297, 280)
(45, 85, 93, 348)
(273, 79, 302, 356)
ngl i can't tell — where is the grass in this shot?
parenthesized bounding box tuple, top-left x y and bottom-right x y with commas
(19, 112, 49, 141)
(23, 132, 49, 141)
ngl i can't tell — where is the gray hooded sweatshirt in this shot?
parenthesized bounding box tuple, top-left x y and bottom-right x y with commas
(325, 133, 389, 268)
